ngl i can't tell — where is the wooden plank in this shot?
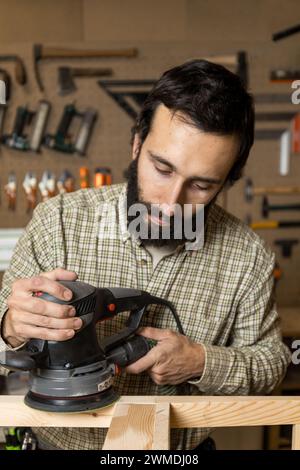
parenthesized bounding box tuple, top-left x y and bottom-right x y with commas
(292, 424, 300, 450)
(103, 403, 155, 450)
(152, 402, 170, 450)
(0, 395, 113, 428)
(2, 395, 300, 430)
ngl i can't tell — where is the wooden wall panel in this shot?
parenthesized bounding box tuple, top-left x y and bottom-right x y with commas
(0, 0, 83, 43)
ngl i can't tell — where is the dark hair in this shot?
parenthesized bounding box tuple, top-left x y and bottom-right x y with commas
(132, 60, 255, 186)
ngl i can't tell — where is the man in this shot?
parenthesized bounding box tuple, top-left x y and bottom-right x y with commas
(0, 60, 290, 450)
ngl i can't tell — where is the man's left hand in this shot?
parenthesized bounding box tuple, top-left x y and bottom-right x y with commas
(125, 327, 205, 385)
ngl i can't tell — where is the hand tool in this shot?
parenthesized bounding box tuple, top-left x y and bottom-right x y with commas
(4, 172, 17, 210)
(94, 167, 112, 187)
(58, 66, 113, 95)
(33, 44, 138, 91)
(262, 196, 300, 218)
(245, 178, 300, 202)
(274, 239, 299, 258)
(247, 215, 300, 230)
(22, 172, 37, 213)
(38, 171, 56, 201)
(272, 23, 300, 41)
(0, 55, 27, 85)
(57, 170, 75, 194)
(79, 167, 89, 189)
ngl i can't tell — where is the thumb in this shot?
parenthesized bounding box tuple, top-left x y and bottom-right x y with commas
(137, 326, 171, 341)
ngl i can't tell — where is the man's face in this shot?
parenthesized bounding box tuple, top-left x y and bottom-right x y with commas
(127, 104, 239, 247)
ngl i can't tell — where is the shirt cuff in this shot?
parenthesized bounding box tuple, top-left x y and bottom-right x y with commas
(188, 343, 233, 394)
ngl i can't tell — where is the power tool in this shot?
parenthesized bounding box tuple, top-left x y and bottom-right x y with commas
(43, 104, 97, 156)
(0, 280, 183, 413)
(2, 101, 51, 152)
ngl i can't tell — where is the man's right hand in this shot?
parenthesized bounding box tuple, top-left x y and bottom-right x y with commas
(2, 268, 83, 348)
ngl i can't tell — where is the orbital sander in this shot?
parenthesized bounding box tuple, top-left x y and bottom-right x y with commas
(0, 280, 183, 412)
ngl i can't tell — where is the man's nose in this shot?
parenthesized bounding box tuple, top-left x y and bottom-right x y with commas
(163, 181, 184, 216)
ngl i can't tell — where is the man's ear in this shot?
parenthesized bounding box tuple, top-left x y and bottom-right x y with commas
(132, 134, 141, 160)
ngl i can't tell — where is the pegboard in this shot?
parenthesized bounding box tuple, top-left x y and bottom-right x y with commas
(0, 39, 299, 306)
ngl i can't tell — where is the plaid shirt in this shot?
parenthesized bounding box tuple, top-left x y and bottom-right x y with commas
(0, 183, 291, 450)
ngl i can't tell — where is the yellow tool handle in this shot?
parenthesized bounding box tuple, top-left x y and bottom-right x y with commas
(251, 221, 279, 229)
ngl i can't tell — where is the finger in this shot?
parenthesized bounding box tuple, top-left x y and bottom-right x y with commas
(14, 323, 76, 342)
(40, 268, 78, 282)
(12, 276, 73, 301)
(125, 348, 157, 374)
(148, 372, 168, 385)
(14, 310, 82, 331)
(8, 294, 76, 319)
(137, 327, 174, 341)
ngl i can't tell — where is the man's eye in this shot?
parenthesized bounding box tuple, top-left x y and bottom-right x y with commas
(192, 183, 209, 191)
(155, 166, 172, 175)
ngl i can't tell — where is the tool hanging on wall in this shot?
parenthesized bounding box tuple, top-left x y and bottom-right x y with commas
(94, 167, 112, 187)
(79, 167, 89, 189)
(58, 67, 113, 95)
(270, 69, 300, 83)
(2, 106, 33, 151)
(22, 172, 37, 213)
(271, 24, 300, 87)
(0, 70, 9, 141)
(254, 93, 299, 141)
(2, 100, 51, 152)
(4, 172, 17, 210)
(38, 171, 56, 202)
(57, 170, 75, 194)
(274, 239, 299, 258)
(279, 129, 291, 176)
(0, 55, 27, 86)
(98, 79, 156, 120)
(33, 44, 138, 92)
(245, 178, 300, 202)
(246, 215, 300, 230)
(29, 100, 51, 152)
(273, 262, 283, 291)
(291, 114, 300, 154)
(44, 104, 97, 156)
(262, 196, 300, 218)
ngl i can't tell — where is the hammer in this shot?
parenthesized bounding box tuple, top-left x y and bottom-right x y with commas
(262, 196, 300, 218)
(33, 44, 138, 92)
(58, 67, 113, 95)
(245, 178, 300, 202)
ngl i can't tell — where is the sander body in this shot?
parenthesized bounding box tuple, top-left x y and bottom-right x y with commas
(0, 280, 179, 412)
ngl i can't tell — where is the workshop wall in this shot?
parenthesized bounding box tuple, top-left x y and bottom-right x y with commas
(0, 0, 299, 309)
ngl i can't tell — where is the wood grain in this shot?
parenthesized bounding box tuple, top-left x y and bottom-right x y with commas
(103, 403, 155, 450)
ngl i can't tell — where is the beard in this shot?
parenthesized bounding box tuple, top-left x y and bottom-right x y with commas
(125, 155, 219, 248)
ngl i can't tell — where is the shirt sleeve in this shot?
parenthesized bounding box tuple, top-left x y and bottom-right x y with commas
(189, 250, 291, 395)
(0, 201, 58, 375)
